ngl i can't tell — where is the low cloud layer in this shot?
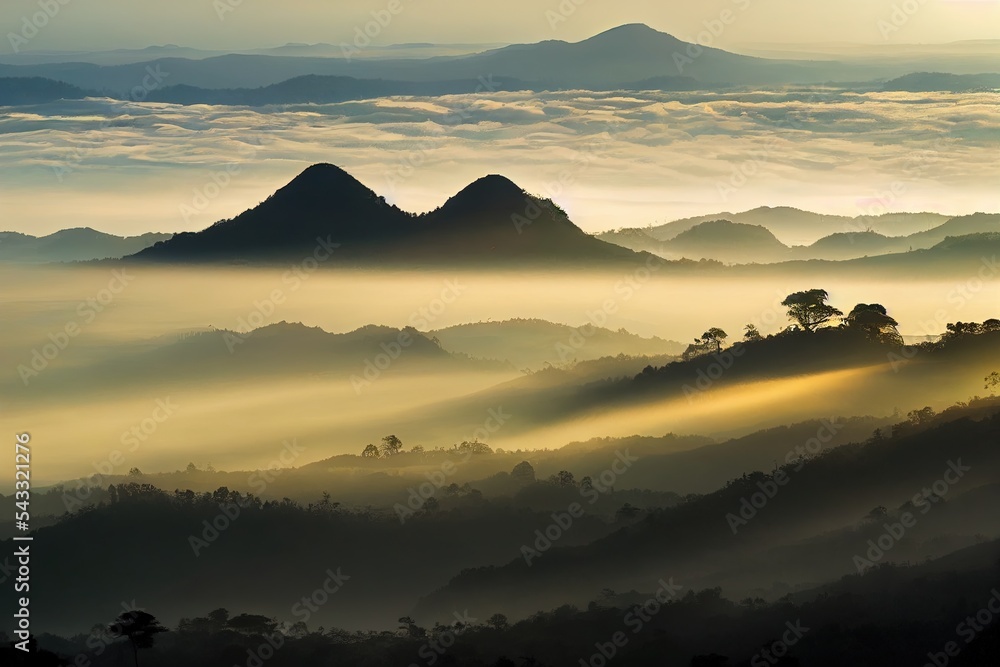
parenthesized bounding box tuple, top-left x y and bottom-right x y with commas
(1, 88, 999, 236)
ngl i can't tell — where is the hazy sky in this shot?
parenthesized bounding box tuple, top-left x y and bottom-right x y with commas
(2, 0, 999, 53)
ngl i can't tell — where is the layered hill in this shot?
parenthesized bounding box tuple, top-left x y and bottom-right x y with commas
(428, 319, 686, 369)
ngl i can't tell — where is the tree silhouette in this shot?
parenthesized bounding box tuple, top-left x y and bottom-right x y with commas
(701, 328, 728, 352)
(845, 303, 901, 343)
(907, 406, 935, 425)
(487, 613, 509, 631)
(511, 461, 536, 485)
(398, 616, 425, 638)
(781, 289, 842, 332)
(551, 470, 575, 486)
(985, 371, 999, 394)
(380, 435, 403, 457)
(944, 321, 983, 339)
(361, 443, 380, 458)
(743, 324, 763, 341)
(228, 613, 279, 636)
(108, 610, 167, 667)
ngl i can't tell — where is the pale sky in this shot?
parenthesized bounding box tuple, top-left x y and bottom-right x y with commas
(2, 0, 999, 53)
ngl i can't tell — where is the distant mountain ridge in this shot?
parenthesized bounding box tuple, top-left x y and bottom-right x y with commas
(0, 24, 967, 95)
(598, 210, 999, 264)
(0, 227, 170, 263)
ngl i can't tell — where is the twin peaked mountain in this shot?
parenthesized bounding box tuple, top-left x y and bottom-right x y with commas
(134, 164, 641, 266)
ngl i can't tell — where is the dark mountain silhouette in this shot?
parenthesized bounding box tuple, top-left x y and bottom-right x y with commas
(0, 227, 170, 263)
(131, 164, 649, 265)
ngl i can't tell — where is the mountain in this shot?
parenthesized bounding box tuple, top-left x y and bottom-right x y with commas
(131, 164, 649, 266)
(903, 213, 1000, 247)
(644, 207, 948, 246)
(595, 228, 666, 255)
(413, 402, 1000, 621)
(661, 219, 789, 263)
(0, 25, 916, 94)
(599, 213, 999, 264)
(0, 76, 95, 105)
(425, 23, 828, 87)
(0, 227, 170, 263)
(799, 230, 904, 260)
(798, 214, 1000, 261)
(884, 71, 1000, 92)
(13, 321, 498, 396)
(428, 319, 686, 369)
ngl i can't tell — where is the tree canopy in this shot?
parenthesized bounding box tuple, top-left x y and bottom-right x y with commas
(781, 289, 843, 332)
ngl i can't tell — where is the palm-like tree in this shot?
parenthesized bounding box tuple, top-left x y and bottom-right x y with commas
(109, 610, 167, 667)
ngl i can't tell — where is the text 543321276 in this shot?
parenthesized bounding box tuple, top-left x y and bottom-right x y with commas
(14, 433, 31, 531)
